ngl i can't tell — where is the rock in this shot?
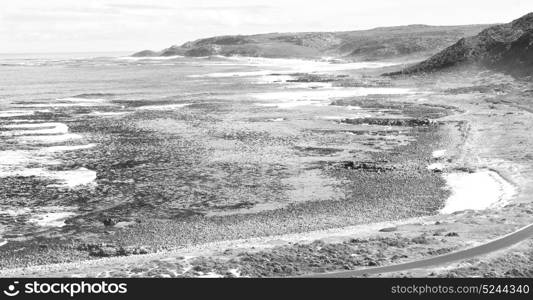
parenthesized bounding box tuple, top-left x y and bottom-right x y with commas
(339, 161, 395, 172)
(102, 217, 118, 227)
(90, 246, 119, 257)
(367, 260, 378, 266)
(391, 254, 408, 260)
(80, 243, 139, 257)
(454, 166, 476, 173)
(342, 117, 433, 127)
(129, 246, 150, 255)
(379, 227, 398, 232)
(411, 235, 431, 244)
(445, 232, 459, 237)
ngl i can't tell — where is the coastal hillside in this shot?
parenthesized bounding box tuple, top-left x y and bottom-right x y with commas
(390, 12, 533, 77)
(132, 24, 490, 61)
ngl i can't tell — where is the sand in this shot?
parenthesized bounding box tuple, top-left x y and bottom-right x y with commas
(440, 170, 517, 214)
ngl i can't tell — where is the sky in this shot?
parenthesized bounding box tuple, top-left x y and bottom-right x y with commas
(1, 0, 532, 53)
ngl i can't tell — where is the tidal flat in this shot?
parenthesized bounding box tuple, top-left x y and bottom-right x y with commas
(0, 56, 456, 269)
(0, 56, 528, 278)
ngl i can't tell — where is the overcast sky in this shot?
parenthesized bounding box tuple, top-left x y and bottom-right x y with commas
(1, 0, 532, 53)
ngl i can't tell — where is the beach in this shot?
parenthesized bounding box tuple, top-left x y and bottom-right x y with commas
(0, 55, 531, 277)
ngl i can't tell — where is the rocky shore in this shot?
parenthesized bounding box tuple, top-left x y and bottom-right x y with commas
(0, 69, 457, 271)
(1, 60, 531, 278)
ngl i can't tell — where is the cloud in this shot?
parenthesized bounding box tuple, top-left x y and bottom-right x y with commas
(184, 4, 275, 11)
(105, 3, 175, 10)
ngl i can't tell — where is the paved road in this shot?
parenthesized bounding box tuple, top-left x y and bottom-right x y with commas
(305, 223, 533, 277)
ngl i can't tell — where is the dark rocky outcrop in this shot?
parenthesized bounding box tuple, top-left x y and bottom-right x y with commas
(78, 243, 150, 257)
(387, 12, 533, 77)
(337, 161, 395, 172)
(341, 117, 434, 127)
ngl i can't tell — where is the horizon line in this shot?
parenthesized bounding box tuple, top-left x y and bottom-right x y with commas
(0, 21, 500, 55)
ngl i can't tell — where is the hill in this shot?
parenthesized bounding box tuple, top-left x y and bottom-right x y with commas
(132, 24, 490, 61)
(389, 12, 533, 77)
